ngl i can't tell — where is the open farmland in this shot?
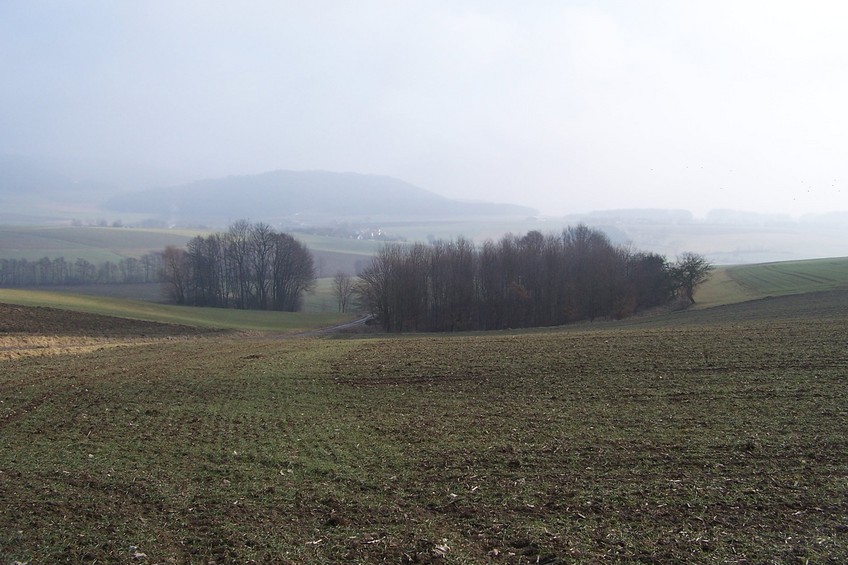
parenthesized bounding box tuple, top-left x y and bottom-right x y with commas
(0, 226, 201, 262)
(692, 256, 848, 309)
(0, 225, 379, 278)
(1, 291, 847, 563)
(727, 257, 848, 296)
(0, 289, 355, 332)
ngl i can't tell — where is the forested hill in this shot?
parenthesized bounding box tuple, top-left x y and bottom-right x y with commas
(105, 170, 536, 223)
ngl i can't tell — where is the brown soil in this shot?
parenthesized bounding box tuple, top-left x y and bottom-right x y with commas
(0, 302, 211, 338)
(0, 302, 220, 361)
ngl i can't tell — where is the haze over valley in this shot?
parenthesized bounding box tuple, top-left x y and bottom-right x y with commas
(2, 1, 848, 265)
(2, 152, 847, 265)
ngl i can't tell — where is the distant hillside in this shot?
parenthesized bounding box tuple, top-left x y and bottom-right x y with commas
(0, 154, 69, 195)
(105, 170, 536, 224)
(0, 154, 115, 199)
(0, 154, 121, 223)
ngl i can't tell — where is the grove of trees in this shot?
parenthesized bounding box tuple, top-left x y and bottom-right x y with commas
(0, 254, 163, 287)
(357, 225, 711, 332)
(160, 220, 316, 311)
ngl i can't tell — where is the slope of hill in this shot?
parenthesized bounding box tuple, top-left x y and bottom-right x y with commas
(0, 289, 353, 331)
(694, 256, 848, 308)
(104, 170, 536, 224)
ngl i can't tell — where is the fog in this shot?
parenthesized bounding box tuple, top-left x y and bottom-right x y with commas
(2, 1, 848, 218)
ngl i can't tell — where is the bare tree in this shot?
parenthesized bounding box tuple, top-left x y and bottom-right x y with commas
(155, 221, 316, 312)
(270, 231, 316, 311)
(355, 227, 685, 332)
(333, 271, 356, 313)
(250, 222, 276, 309)
(672, 252, 714, 304)
(161, 245, 189, 304)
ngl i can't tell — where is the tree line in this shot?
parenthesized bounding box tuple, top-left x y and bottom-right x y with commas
(0, 254, 163, 287)
(160, 220, 316, 311)
(357, 225, 711, 332)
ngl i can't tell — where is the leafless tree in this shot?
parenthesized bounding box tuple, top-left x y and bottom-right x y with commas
(161, 245, 189, 304)
(356, 225, 679, 332)
(672, 252, 714, 304)
(333, 271, 356, 313)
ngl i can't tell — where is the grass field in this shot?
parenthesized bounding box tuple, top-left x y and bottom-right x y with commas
(694, 256, 848, 309)
(0, 226, 202, 262)
(0, 289, 354, 332)
(1, 288, 847, 562)
(727, 257, 848, 296)
(0, 225, 378, 280)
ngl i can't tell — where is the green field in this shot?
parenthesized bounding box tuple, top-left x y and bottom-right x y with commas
(0, 226, 202, 262)
(727, 257, 848, 295)
(1, 288, 846, 562)
(0, 289, 354, 332)
(0, 225, 378, 279)
(694, 256, 848, 308)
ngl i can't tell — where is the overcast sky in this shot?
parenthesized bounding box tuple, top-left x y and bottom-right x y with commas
(2, 1, 847, 217)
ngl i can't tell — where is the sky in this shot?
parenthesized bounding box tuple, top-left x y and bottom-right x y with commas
(2, 0, 848, 218)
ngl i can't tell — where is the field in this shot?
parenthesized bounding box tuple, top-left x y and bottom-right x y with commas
(0, 225, 385, 281)
(694, 256, 848, 309)
(1, 285, 847, 562)
(0, 226, 201, 263)
(0, 289, 355, 332)
(727, 257, 848, 296)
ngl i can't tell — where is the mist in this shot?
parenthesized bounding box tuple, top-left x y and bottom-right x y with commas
(2, 1, 848, 218)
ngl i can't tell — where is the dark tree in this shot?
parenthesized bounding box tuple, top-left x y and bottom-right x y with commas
(672, 252, 714, 304)
(356, 225, 679, 332)
(333, 271, 356, 313)
(270, 232, 316, 311)
(161, 245, 189, 304)
(156, 222, 315, 312)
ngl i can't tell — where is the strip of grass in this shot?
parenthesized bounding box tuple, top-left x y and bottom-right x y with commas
(0, 289, 354, 332)
(690, 266, 755, 308)
(1, 291, 846, 562)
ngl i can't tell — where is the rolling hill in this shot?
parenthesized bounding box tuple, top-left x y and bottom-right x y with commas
(104, 170, 536, 224)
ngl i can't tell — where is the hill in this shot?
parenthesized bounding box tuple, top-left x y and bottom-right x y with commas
(0, 154, 121, 222)
(694, 256, 848, 308)
(104, 170, 536, 224)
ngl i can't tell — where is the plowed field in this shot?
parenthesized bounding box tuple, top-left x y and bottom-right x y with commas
(0, 303, 217, 361)
(1, 292, 847, 563)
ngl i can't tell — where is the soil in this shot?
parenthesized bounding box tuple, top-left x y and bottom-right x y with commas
(0, 302, 212, 337)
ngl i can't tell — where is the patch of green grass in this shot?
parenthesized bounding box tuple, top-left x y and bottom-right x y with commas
(1, 291, 847, 562)
(303, 277, 338, 313)
(0, 288, 354, 332)
(691, 267, 756, 308)
(302, 277, 362, 314)
(693, 257, 848, 308)
(727, 256, 848, 296)
(0, 226, 202, 261)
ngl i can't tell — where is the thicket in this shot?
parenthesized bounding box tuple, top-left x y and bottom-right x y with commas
(0, 254, 163, 287)
(358, 225, 690, 332)
(160, 220, 316, 311)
